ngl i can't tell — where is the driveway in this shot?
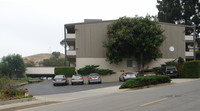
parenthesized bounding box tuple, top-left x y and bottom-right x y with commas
(21, 80, 123, 96)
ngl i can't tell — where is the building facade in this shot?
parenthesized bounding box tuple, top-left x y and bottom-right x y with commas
(64, 19, 194, 75)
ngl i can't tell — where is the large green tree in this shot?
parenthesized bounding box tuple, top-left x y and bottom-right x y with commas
(0, 54, 26, 78)
(157, 0, 200, 35)
(104, 16, 165, 70)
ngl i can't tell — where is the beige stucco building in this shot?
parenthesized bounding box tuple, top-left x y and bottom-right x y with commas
(64, 19, 194, 77)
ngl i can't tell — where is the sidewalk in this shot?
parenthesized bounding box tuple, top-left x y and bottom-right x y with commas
(0, 79, 199, 111)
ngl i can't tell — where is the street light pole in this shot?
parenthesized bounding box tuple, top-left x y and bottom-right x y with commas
(64, 25, 67, 66)
(193, 25, 196, 60)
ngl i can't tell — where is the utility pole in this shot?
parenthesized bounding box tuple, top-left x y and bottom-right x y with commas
(64, 25, 67, 66)
(193, 26, 196, 60)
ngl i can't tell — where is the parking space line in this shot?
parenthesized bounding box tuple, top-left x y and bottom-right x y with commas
(140, 98, 168, 107)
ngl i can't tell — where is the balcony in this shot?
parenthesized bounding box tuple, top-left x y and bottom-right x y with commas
(185, 35, 193, 43)
(185, 51, 194, 57)
(66, 34, 75, 41)
(67, 50, 76, 57)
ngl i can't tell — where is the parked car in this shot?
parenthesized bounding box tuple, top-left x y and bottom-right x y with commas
(52, 75, 68, 86)
(161, 65, 178, 78)
(88, 73, 102, 84)
(137, 70, 156, 77)
(71, 74, 84, 85)
(119, 72, 137, 82)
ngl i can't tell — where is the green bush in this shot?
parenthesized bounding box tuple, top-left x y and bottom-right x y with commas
(77, 65, 115, 75)
(183, 60, 200, 78)
(54, 67, 76, 77)
(120, 75, 171, 89)
(0, 77, 17, 91)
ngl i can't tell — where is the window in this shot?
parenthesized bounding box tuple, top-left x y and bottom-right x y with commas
(127, 60, 137, 67)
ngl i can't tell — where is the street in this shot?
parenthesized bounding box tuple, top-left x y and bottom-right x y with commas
(21, 80, 122, 96)
(18, 79, 200, 111)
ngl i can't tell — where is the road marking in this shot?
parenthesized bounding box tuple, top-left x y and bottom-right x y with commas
(140, 98, 168, 107)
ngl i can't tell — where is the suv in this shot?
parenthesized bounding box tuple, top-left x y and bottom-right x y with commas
(161, 66, 178, 78)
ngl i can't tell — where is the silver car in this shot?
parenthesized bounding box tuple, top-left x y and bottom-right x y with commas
(71, 74, 84, 85)
(88, 73, 102, 84)
(119, 72, 136, 82)
(52, 75, 68, 86)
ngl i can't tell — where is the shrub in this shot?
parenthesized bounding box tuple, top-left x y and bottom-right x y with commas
(0, 76, 17, 91)
(119, 79, 144, 89)
(119, 75, 171, 89)
(0, 88, 32, 100)
(54, 67, 76, 77)
(183, 60, 200, 78)
(77, 65, 115, 75)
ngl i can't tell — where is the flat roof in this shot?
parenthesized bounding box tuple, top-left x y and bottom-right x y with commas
(64, 19, 194, 28)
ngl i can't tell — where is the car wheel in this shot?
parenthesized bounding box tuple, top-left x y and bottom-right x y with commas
(72, 82, 74, 85)
(82, 82, 84, 85)
(53, 83, 56, 86)
(99, 81, 102, 84)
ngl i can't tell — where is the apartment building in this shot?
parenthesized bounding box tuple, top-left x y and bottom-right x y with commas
(64, 19, 195, 74)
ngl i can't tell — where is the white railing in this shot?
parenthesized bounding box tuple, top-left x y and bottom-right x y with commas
(66, 34, 75, 39)
(185, 51, 194, 56)
(67, 50, 76, 56)
(185, 35, 193, 41)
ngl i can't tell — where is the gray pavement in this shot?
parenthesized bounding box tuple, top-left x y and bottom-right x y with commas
(0, 79, 199, 111)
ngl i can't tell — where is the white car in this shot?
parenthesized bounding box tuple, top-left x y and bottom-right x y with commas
(119, 72, 137, 82)
(52, 75, 68, 86)
(71, 74, 84, 85)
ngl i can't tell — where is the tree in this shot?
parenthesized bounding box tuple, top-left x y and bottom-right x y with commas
(25, 61, 35, 67)
(40, 57, 65, 66)
(157, 0, 200, 35)
(60, 39, 66, 47)
(52, 51, 61, 58)
(196, 50, 200, 60)
(0, 54, 26, 78)
(104, 16, 165, 70)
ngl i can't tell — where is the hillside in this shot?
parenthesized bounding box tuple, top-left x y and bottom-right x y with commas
(23, 53, 65, 66)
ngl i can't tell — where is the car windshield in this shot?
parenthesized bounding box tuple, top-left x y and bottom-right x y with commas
(54, 75, 64, 78)
(90, 73, 99, 76)
(167, 68, 176, 71)
(72, 75, 81, 78)
(125, 72, 134, 74)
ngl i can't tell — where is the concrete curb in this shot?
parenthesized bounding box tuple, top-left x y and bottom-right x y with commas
(0, 97, 36, 105)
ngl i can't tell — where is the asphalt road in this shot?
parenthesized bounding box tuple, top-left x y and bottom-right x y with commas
(21, 80, 122, 96)
(19, 80, 200, 111)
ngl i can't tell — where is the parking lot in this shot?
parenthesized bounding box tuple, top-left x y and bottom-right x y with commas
(21, 80, 122, 96)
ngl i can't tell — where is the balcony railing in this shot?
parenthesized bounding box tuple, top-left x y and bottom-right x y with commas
(67, 50, 76, 56)
(185, 35, 193, 42)
(66, 34, 75, 39)
(185, 51, 194, 57)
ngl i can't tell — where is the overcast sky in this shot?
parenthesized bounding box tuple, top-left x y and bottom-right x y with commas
(0, 0, 158, 59)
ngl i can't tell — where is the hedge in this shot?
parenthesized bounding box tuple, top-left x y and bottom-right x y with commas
(119, 75, 171, 89)
(54, 67, 76, 77)
(183, 60, 200, 78)
(77, 65, 115, 75)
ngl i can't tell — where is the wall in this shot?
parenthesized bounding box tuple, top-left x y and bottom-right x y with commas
(76, 58, 174, 82)
(26, 67, 55, 75)
(75, 21, 112, 58)
(159, 23, 185, 58)
(75, 22, 185, 59)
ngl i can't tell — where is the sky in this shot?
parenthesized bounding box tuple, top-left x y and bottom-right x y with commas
(0, 0, 158, 59)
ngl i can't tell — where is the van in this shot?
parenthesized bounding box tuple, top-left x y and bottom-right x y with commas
(161, 66, 178, 78)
